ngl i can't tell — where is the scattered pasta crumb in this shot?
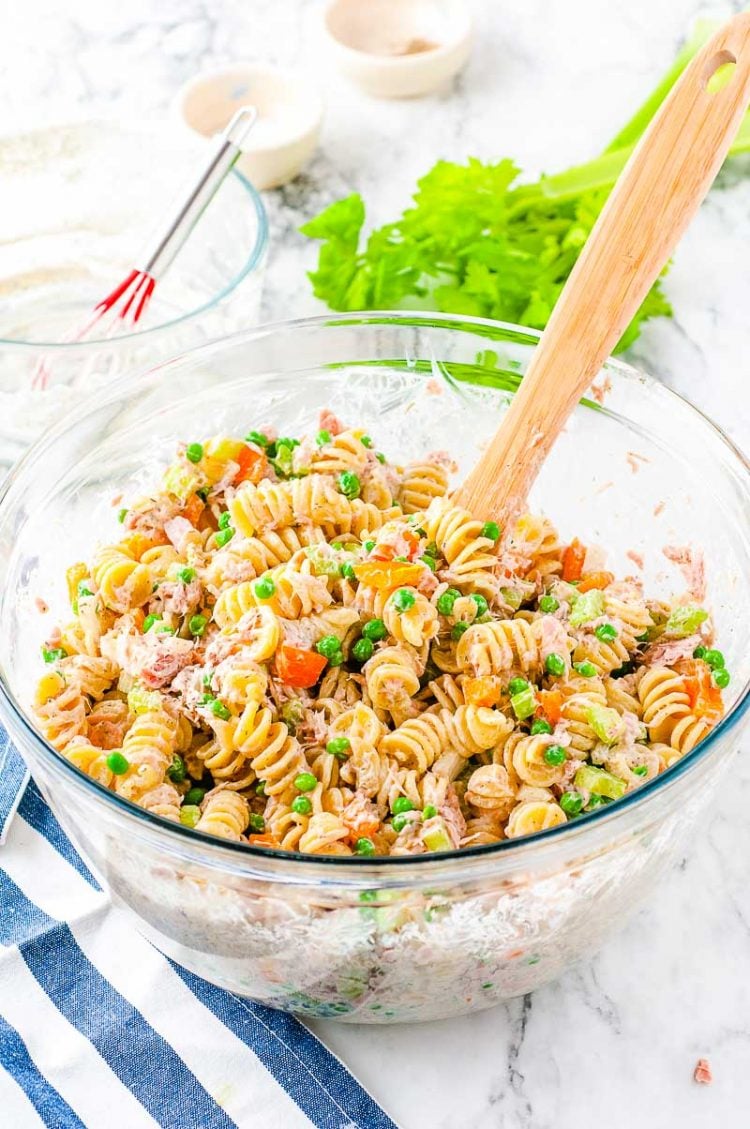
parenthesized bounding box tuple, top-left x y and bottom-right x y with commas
(626, 451, 649, 474)
(663, 545, 706, 603)
(693, 1058, 712, 1085)
(34, 597, 49, 614)
(110, 493, 123, 507)
(625, 550, 644, 570)
(653, 501, 666, 517)
(595, 480, 614, 494)
(426, 379, 443, 395)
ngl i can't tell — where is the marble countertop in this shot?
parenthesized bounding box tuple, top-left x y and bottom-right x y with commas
(4, 0, 750, 1125)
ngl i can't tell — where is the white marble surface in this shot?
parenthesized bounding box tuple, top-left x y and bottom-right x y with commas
(4, 0, 750, 1126)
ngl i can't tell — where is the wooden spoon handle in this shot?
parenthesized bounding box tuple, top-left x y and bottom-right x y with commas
(454, 13, 750, 522)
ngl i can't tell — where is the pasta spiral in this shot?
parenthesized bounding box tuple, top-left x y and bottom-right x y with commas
(397, 460, 449, 514)
(92, 544, 152, 613)
(637, 667, 690, 743)
(505, 800, 567, 838)
(196, 789, 250, 840)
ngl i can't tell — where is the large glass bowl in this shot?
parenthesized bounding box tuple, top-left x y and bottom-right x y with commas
(1, 312, 748, 1024)
(0, 119, 268, 468)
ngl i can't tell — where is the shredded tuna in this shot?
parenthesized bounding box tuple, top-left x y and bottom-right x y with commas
(341, 791, 379, 839)
(626, 549, 644, 570)
(539, 615, 571, 662)
(426, 378, 443, 395)
(693, 1058, 712, 1085)
(318, 409, 345, 436)
(653, 500, 666, 517)
(625, 450, 649, 474)
(590, 376, 612, 404)
(126, 495, 181, 533)
(595, 480, 614, 494)
(424, 449, 459, 475)
(102, 628, 194, 689)
(642, 634, 702, 668)
(663, 545, 706, 603)
(164, 516, 197, 554)
(439, 784, 466, 848)
(87, 700, 131, 749)
(152, 578, 203, 618)
(35, 597, 49, 614)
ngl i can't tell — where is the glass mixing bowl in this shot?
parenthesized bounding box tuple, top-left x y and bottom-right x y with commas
(1, 312, 748, 1024)
(0, 119, 268, 468)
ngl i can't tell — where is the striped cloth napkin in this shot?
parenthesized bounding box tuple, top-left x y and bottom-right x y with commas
(0, 737, 396, 1129)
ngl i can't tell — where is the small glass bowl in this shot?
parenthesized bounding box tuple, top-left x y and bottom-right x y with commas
(0, 119, 268, 467)
(1, 312, 748, 1024)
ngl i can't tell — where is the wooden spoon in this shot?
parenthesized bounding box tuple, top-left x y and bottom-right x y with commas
(454, 13, 750, 524)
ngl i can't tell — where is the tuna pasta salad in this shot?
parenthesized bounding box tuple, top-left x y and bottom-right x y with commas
(32, 418, 729, 857)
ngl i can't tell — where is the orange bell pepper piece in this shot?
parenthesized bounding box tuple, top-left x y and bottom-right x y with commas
(464, 675, 502, 708)
(120, 531, 168, 559)
(248, 833, 280, 849)
(353, 560, 424, 589)
(275, 643, 328, 688)
(181, 493, 205, 527)
(233, 444, 268, 485)
(537, 689, 563, 725)
(577, 570, 615, 593)
(677, 659, 723, 720)
(561, 538, 586, 582)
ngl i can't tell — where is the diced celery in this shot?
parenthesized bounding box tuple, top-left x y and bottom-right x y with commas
(574, 764, 627, 800)
(422, 817, 453, 852)
(163, 463, 201, 502)
(569, 589, 605, 627)
(511, 686, 537, 720)
(500, 587, 523, 611)
(665, 604, 708, 636)
(127, 684, 163, 715)
(585, 704, 625, 745)
(304, 545, 342, 577)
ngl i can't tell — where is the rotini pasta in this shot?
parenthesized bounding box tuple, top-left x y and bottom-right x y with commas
(30, 416, 727, 855)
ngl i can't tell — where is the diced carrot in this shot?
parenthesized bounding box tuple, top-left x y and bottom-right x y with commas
(464, 675, 502, 708)
(275, 643, 328, 688)
(181, 493, 205, 527)
(131, 608, 146, 630)
(537, 689, 563, 725)
(248, 833, 280, 849)
(353, 560, 424, 589)
(577, 570, 615, 593)
(561, 538, 586, 582)
(233, 444, 268, 485)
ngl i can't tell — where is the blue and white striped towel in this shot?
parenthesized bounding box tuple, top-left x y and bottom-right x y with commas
(0, 737, 396, 1129)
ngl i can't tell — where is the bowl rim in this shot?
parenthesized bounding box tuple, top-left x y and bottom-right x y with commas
(4, 309, 750, 870)
(322, 0, 474, 64)
(0, 118, 269, 350)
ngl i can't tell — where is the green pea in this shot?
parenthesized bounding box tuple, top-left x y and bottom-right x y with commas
(392, 588, 416, 612)
(352, 637, 374, 663)
(632, 765, 649, 777)
(375, 453, 386, 464)
(354, 837, 376, 855)
(543, 745, 566, 766)
(471, 594, 489, 617)
(705, 649, 725, 670)
(248, 813, 266, 833)
(316, 429, 332, 446)
(422, 804, 438, 819)
(560, 791, 584, 816)
(341, 561, 357, 580)
(106, 752, 129, 775)
(574, 661, 597, 678)
(215, 528, 234, 548)
(392, 813, 410, 833)
(189, 614, 207, 636)
(508, 677, 529, 696)
(185, 443, 203, 464)
(327, 737, 351, 759)
(294, 772, 318, 793)
(360, 435, 373, 448)
(246, 430, 268, 447)
(292, 795, 313, 816)
(437, 589, 460, 615)
(276, 437, 299, 450)
(364, 540, 376, 553)
(117, 508, 128, 523)
(255, 780, 266, 796)
(166, 755, 187, 784)
(421, 554, 437, 572)
(42, 647, 67, 663)
(254, 576, 276, 599)
(595, 623, 618, 642)
(179, 804, 201, 828)
(184, 787, 206, 806)
(142, 614, 161, 633)
(713, 668, 730, 689)
(361, 618, 386, 643)
(392, 797, 414, 815)
(338, 471, 361, 499)
(531, 718, 553, 735)
(451, 622, 469, 640)
(218, 511, 232, 530)
(539, 595, 559, 613)
(316, 635, 342, 660)
(211, 700, 232, 721)
(196, 487, 210, 502)
(481, 521, 500, 542)
(693, 645, 708, 659)
(178, 567, 196, 583)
